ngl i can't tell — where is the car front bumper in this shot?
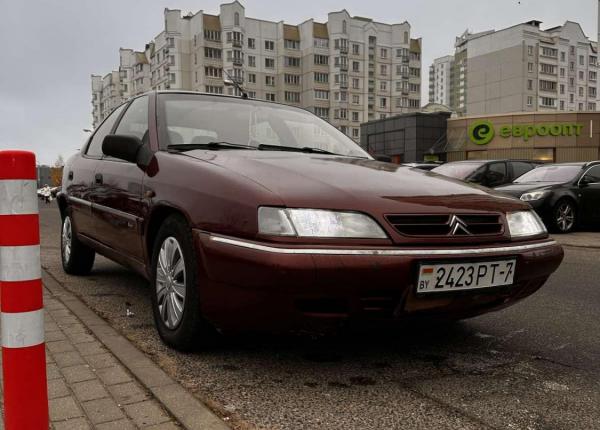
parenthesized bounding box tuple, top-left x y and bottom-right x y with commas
(194, 230, 564, 333)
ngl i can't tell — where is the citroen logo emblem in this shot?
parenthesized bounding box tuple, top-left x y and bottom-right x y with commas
(449, 215, 471, 236)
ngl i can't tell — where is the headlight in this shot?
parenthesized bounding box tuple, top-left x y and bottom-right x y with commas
(520, 190, 549, 202)
(258, 207, 388, 238)
(506, 211, 547, 238)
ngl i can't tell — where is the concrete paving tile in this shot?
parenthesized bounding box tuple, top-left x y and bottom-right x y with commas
(108, 381, 150, 406)
(123, 400, 171, 427)
(62, 365, 96, 384)
(53, 417, 91, 430)
(95, 419, 136, 430)
(75, 340, 105, 356)
(54, 351, 85, 368)
(48, 378, 70, 400)
(47, 363, 62, 380)
(72, 379, 109, 402)
(49, 396, 83, 422)
(84, 353, 118, 370)
(81, 397, 126, 424)
(96, 366, 133, 386)
(47, 340, 76, 354)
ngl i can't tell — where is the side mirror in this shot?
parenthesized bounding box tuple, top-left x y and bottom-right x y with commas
(102, 135, 152, 169)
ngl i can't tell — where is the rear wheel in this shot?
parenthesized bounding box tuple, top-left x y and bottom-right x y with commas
(551, 199, 576, 233)
(61, 212, 95, 275)
(150, 215, 214, 351)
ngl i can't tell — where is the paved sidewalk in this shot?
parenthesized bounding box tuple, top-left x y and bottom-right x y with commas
(1, 274, 230, 430)
(1, 289, 181, 429)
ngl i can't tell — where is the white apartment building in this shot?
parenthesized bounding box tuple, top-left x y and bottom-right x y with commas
(91, 49, 151, 126)
(428, 55, 453, 106)
(431, 20, 599, 116)
(91, 1, 422, 141)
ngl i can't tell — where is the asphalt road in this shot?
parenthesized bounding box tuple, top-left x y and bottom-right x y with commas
(39, 204, 600, 430)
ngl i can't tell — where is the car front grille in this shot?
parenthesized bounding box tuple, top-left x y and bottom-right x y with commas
(385, 214, 503, 237)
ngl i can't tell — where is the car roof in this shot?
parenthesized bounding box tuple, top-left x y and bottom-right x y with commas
(443, 159, 538, 164)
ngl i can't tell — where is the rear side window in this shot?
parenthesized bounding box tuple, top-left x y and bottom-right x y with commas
(583, 165, 600, 183)
(512, 161, 535, 180)
(86, 104, 127, 157)
(114, 96, 149, 143)
(486, 162, 507, 186)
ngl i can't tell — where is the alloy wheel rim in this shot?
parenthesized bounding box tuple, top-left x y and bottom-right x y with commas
(556, 203, 574, 232)
(156, 237, 186, 329)
(62, 217, 72, 262)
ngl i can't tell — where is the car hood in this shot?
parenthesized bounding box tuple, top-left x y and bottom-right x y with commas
(495, 182, 565, 198)
(183, 150, 528, 214)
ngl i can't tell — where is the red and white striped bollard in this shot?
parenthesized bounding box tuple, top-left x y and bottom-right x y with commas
(0, 150, 49, 428)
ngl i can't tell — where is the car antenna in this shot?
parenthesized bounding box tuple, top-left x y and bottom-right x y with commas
(223, 69, 248, 99)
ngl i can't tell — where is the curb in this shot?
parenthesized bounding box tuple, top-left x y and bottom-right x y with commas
(42, 269, 230, 430)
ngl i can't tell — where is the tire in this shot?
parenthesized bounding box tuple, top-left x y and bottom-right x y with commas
(150, 214, 214, 351)
(61, 211, 95, 275)
(551, 199, 576, 233)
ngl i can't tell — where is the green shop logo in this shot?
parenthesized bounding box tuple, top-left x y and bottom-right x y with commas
(499, 123, 583, 141)
(468, 120, 495, 145)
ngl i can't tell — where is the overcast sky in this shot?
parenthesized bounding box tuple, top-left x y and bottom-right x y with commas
(1, 0, 595, 165)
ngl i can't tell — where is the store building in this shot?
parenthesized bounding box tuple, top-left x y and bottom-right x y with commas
(359, 111, 450, 163)
(446, 111, 600, 162)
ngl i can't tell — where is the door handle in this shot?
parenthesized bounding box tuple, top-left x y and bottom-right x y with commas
(95, 173, 103, 185)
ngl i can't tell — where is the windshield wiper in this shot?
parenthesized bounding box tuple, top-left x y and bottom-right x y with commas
(167, 142, 255, 152)
(257, 143, 338, 155)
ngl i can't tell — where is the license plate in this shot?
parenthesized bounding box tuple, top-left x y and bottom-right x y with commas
(417, 260, 516, 293)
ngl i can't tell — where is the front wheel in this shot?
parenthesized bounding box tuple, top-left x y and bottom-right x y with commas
(61, 213, 95, 275)
(150, 215, 214, 351)
(552, 200, 576, 233)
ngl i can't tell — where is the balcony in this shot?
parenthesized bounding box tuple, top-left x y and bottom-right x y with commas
(232, 40, 243, 48)
(340, 46, 348, 54)
(340, 64, 348, 72)
(233, 58, 243, 66)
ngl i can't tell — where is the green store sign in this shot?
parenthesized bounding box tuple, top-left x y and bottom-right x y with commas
(468, 120, 583, 145)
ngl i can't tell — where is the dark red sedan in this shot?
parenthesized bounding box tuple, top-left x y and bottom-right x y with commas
(58, 92, 563, 350)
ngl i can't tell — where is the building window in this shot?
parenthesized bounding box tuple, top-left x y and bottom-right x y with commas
(265, 93, 276, 102)
(528, 62, 533, 72)
(234, 12, 240, 26)
(314, 72, 328, 83)
(527, 96, 533, 106)
(570, 93, 574, 103)
(167, 37, 175, 48)
(204, 30, 221, 41)
(284, 39, 300, 50)
(314, 54, 329, 65)
(314, 38, 329, 49)
(352, 94, 360, 104)
(265, 40, 274, 50)
(351, 111, 359, 122)
(409, 99, 420, 108)
(248, 38, 255, 49)
(284, 56, 300, 67)
(265, 75, 275, 86)
(540, 63, 556, 74)
(314, 89, 329, 100)
(284, 74, 301, 85)
(265, 58, 275, 68)
(380, 64, 387, 76)
(541, 46, 558, 58)
(569, 61, 575, 71)
(579, 103, 584, 110)
(380, 48, 387, 59)
(560, 68, 565, 77)
(527, 45, 533, 56)
(539, 80, 556, 91)
(352, 128, 359, 138)
(560, 84, 565, 94)
(352, 61, 360, 72)
(560, 51, 566, 62)
(579, 55, 585, 66)
(204, 66, 222, 78)
(248, 56, 256, 67)
(352, 78, 360, 89)
(248, 91, 256, 99)
(248, 73, 256, 83)
(527, 79, 533, 90)
(560, 100, 565, 110)
(588, 102, 596, 111)
(590, 71, 597, 81)
(380, 81, 387, 91)
(204, 47, 222, 59)
(342, 20, 347, 33)
(284, 91, 300, 103)
(539, 97, 556, 107)
(403, 31, 408, 44)
(205, 85, 223, 94)
(314, 107, 329, 119)
(579, 87, 584, 97)
(352, 44, 360, 55)
(379, 97, 387, 108)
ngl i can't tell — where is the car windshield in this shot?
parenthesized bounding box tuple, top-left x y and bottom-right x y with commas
(157, 93, 370, 159)
(431, 162, 485, 179)
(514, 165, 581, 183)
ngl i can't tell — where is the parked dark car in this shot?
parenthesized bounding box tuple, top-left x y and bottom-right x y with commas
(58, 91, 563, 350)
(431, 160, 541, 188)
(495, 161, 600, 233)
